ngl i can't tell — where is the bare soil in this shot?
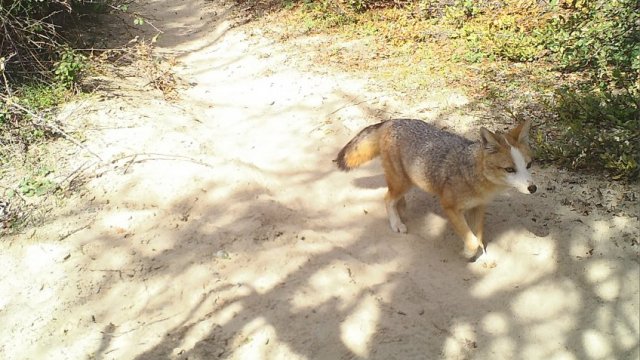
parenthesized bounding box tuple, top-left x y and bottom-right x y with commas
(1, 1, 638, 359)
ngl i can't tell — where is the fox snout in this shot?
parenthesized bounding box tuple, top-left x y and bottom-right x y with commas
(512, 176, 537, 194)
(514, 182, 537, 194)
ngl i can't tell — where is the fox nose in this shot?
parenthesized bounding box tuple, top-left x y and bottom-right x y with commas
(528, 184, 537, 194)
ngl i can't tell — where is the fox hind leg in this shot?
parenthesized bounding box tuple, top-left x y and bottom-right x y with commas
(385, 192, 408, 233)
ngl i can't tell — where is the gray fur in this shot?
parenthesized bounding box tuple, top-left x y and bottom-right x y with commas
(385, 119, 479, 194)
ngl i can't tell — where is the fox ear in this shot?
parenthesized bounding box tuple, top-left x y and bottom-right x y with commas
(480, 127, 501, 153)
(510, 119, 532, 144)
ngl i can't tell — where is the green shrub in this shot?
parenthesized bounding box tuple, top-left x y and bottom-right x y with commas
(545, 0, 639, 87)
(298, 0, 359, 31)
(54, 48, 87, 89)
(1, 0, 115, 87)
(486, 14, 546, 62)
(453, 5, 550, 63)
(537, 87, 639, 180)
(442, 0, 479, 28)
(538, 0, 640, 180)
(1, 1, 89, 165)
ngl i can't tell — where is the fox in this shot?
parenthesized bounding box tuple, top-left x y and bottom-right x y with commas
(335, 118, 537, 259)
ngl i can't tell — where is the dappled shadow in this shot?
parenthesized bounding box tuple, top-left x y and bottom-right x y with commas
(8, 100, 639, 360)
(47, 92, 635, 359)
(68, 151, 637, 360)
(7, 63, 638, 360)
(9, 59, 639, 360)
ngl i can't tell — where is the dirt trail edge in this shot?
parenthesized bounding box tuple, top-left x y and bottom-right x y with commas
(1, 1, 638, 359)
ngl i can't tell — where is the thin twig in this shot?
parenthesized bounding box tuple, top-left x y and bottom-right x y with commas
(1, 53, 16, 96)
(58, 222, 91, 241)
(1, 95, 104, 161)
(74, 47, 133, 52)
(106, 4, 164, 34)
(112, 152, 216, 169)
(52, 160, 97, 194)
(122, 154, 137, 174)
(328, 98, 372, 116)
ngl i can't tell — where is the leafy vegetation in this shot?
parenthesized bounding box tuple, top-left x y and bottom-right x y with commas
(0, 0, 150, 159)
(274, 0, 639, 180)
(1, 1, 79, 168)
(0, 0, 136, 231)
(16, 167, 55, 197)
(54, 47, 87, 89)
(542, 0, 639, 179)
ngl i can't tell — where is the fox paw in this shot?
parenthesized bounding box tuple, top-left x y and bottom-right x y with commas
(389, 219, 407, 233)
(463, 244, 485, 262)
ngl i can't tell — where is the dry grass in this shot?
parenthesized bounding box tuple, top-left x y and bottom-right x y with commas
(85, 38, 181, 100)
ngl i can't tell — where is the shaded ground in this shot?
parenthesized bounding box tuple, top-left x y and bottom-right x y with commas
(1, 1, 638, 359)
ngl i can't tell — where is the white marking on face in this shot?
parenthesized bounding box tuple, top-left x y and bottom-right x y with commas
(507, 146, 534, 194)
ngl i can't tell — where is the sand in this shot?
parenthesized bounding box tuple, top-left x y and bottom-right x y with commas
(1, 1, 638, 359)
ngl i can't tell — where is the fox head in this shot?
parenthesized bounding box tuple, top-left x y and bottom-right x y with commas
(480, 119, 537, 194)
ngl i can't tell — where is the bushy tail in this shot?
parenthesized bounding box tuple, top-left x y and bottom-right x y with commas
(335, 122, 384, 171)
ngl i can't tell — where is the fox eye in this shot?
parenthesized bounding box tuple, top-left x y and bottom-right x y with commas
(526, 161, 533, 169)
(504, 167, 516, 173)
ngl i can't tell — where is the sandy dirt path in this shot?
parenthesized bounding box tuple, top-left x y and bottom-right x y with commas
(1, 1, 638, 359)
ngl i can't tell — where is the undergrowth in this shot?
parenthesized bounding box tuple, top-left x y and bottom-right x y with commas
(0, 0, 161, 233)
(272, 0, 639, 181)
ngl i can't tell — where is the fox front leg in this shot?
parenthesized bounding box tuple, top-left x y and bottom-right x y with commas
(468, 205, 486, 250)
(443, 205, 485, 259)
